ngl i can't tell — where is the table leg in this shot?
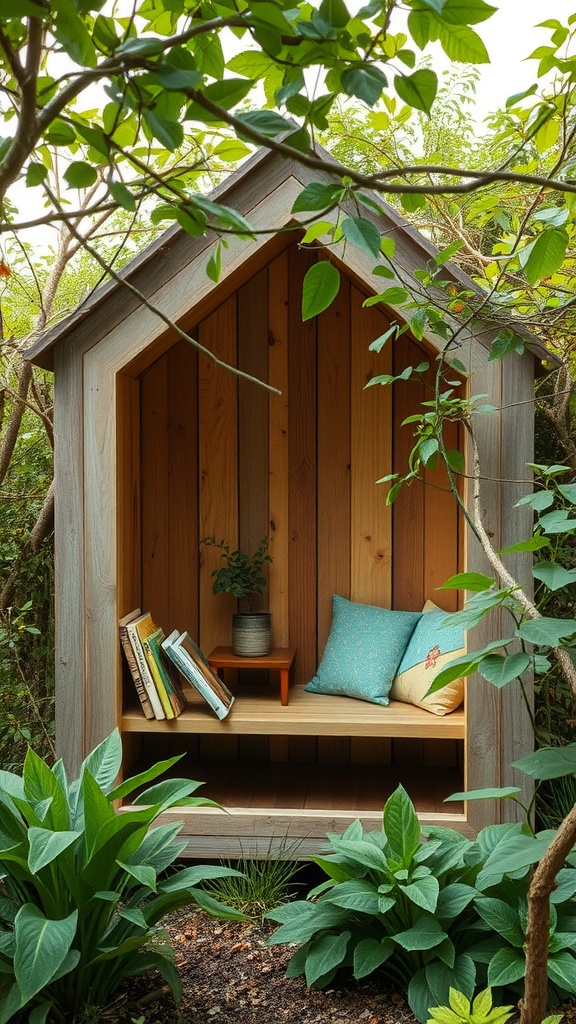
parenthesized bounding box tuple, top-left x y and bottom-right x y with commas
(280, 667, 289, 706)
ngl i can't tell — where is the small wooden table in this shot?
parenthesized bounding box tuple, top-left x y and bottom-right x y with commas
(207, 646, 296, 706)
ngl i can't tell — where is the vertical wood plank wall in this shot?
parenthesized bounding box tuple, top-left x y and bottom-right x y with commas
(134, 242, 463, 767)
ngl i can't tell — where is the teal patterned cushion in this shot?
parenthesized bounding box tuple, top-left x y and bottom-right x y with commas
(305, 595, 421, 706)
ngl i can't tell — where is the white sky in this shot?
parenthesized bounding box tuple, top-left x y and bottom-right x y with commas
(469, 0, 572, 117)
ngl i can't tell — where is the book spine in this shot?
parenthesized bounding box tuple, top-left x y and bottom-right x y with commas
(142, 637, 175, 719)
(167, 646, 229, 720)
(125, 623, 166, 720)
(119, 626, 154, 719)
(149, 636, 186, 715)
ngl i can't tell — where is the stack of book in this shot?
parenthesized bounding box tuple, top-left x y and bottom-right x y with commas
(119, 609, 234, 720)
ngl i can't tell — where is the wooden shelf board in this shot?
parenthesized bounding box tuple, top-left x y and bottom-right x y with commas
(122, 685, 465, 739)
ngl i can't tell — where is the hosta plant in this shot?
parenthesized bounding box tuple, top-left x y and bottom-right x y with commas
(265, 785, 576, 1022)
(0, 729, 244, 1023)
(426, 987, 515, 1024)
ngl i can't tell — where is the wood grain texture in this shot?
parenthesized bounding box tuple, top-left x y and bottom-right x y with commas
(317, 275, 351, 656)
(140, 356, 171, 628)
(116, 374, 142, 721)
(350, 287, 392, 606)
(288, 245, 318, 682)
(167, 340, 199, 636)
(53, 341, 86, 773)
(198, 297, 239, 654)
(238, 269, 270, 613)
(392, 335, 426, 611)
(268, 252, 290, 649)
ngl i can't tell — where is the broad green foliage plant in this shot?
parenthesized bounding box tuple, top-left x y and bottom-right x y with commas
(266, 786, 576, 1023)
(427, 988, 515, 1024)
(200, 535, 272, 611)
(0, 729, 244, 1023)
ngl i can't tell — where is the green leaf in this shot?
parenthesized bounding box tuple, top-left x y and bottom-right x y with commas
(512, 743, 576, 781)
(476, 898, 525, 947)
(143, 109, 183, 151)
(266, 902, 350, 944)
(291, 183, 343, 213)
(517, 616, 576, 647)
(525, 227, 569, 286)
(436, 21, 490, 62)
(26, 163, 48, 187)
(515, 490, 555, 511)
(445, 785, 522, 803)
(80, 728, 123, 795)
(319, 0, 350, 27)
(384, 785, 421, 863)
(394, 915, 447, 951)
(365, 286, 409, 306)
(341, 64, 388, 106)
(27, 828, 80, 874)
(302, 262, 340, 320)
(478, 652, 531, 688)
(394, 69, 437, 113)
(234, 110, 293, 138)
(499, 536, 550, 553)
(14, 905, 78, 1002)
(532, 561, 576, 591)
(305, 930, 350, 986)
(403, 875, 439, 913)
(547, 951, 576, 992)
(109, 181, 136, 212)
(434, 883, 477, 920)
(558, 483, 576, 504)
(323, 879, 380, 914)
(353, 937, 394, 979)
(439, 572, 495, 592)
(538, 509, 576, 534)
(489, 328, 526, 361)
(63, 161, 99, 190)
(342, 216, 382, 259)
(487, 947, 526, 987)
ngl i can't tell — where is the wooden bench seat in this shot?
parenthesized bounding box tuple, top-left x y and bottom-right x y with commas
(122, 683, 465, 739)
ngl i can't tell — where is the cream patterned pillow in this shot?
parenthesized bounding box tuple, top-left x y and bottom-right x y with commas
(389, 600, 465, 716)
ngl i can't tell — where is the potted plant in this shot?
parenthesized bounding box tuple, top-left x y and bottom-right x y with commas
(200, 535, 273, 656)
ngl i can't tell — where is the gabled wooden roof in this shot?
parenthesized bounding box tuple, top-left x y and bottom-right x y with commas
(26, 144, 550, 371)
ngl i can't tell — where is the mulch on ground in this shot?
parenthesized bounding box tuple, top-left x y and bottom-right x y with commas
(120, 907, 419, 1024)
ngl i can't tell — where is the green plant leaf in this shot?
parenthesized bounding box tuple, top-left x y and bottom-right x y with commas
(445, 786, 521, 802)
(342, 216, 382, 258)
(384, 785, 421, 864)
(487, 947, 526, 987)
(266, 901, 350, 944)
(80, 729, 123, 795)
(305, 930, 351, 986)
(547, 951, 576, 992)
(517, 617, 576, 647)
(27, 828, 80, 874)
(438, 572, 495, 591)
(353, 937, 394, 979)
(394, 69, 437, 113)
(302, 261, 340, 320)
(475, 898, 525, 947)
(14, 905, 78, 1002)
(499, 536, 551, 553)
(323, 879, 380, 914)
(512, 743, 576, 781)
(524, 227, 569, 286)
(436, 21, 490, 62)
(478, 652, 531, 687)
(434, 883, 477, 920)
(234, 110, 293, 137)
(63, 161, 98, 189)
(532, 561, 576, 591)
(341, 64, 387, 106)
(393, 915, 447, 950)
(292, 183, 343, 213)
(403, 875, 439, 913)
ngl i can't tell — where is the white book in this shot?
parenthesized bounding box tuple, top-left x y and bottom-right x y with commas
(162, 631, 234, 720)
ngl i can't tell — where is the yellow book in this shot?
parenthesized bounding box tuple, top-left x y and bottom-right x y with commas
(133, 613, 175, 720)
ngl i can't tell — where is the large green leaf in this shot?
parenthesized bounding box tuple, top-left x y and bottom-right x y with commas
(438, 0, 497, 24)
(434, 883, 476, 920)
(478, 652, 531, 688)
(109, 755, 184, 802)
(323, 879, 380, 914)
(353, 937, 393, 979)
(328, 836, 388, 873)
(445, 786, 521, 802)
(436, 21, 490, 62)
(548, 951, 576, 993)
(438, 571, 495, 591)
(532, 561, 576, 591)
(27, 828, 80, 874)
(305, 930, 350, 986)
(80, 729, 123, 794)
(302, 261, 340, 320)
(403, 875, 439, 913)
(341, 64, 387, 106)
(267, 901, 349, 944)
(384, 785, 421, 864)
(393, 915, 447, 951)
(487, 947, 526, 987)
(291, 183, 343, 213)
(512, 743, 576, 780)
(517, 616, 576, 647)
(394, 69, 437, 113)
(14, 905, 78, 1002)
(342, 216, 382, 259)
(475, 898, 525, 947)
(525, 227, 569, 286)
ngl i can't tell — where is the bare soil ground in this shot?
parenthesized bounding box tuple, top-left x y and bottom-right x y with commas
(119, 907, 419, 1024)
